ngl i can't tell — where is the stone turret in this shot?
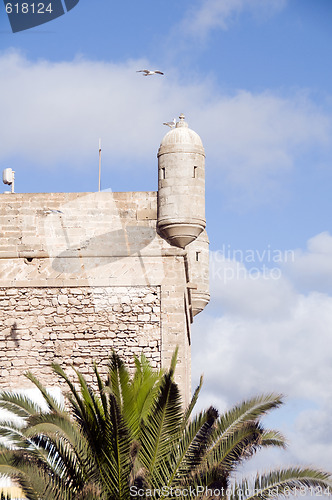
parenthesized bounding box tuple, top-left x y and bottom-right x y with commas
(157, 114, 206, 248)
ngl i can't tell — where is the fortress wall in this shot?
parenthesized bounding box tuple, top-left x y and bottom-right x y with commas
(0, 191, 160, 261)
(0, 192, 197, 402)
(0, 285, 161, 391)
(0, 117, 209, 406)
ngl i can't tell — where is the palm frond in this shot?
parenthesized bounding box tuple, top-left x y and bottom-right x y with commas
(0, 392, 43, 418)
(93, 363, 108, 417)
(217, 394, 283, 434)
(139, 369, 183, 487)
(107, 352, 129, 404)
(206, 394, 283, 464)
(232, 468, 332, 500)
(51, 363, 87, 423)
(127, 354, 163, 438)
(182, 375, 204, 429)
(24, 372, 63, 413)
(202, 422, 266, 477)
(164, 406, 219, 492)
(98, 392, 132, 499)
(260, 429, 287, 449)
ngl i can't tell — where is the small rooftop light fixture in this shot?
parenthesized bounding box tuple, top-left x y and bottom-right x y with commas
(2, 168, 15, 193)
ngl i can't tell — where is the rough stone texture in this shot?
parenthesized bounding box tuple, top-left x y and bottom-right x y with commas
(0, 285, 161, 390)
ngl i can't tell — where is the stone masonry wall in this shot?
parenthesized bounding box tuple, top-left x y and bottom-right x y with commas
(0, 285, 161, 390)
(0, 191, 209, 402)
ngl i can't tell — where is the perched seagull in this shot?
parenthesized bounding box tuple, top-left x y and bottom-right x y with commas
(163, 118, 176, 129)
(137, 69, 164, 76)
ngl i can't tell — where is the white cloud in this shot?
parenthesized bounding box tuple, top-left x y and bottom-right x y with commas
(193, 292, 332, 468)
(0, 51, 330, 206)
(209, 254, 297, 319)
(290, 398, 332, 468)
(283, 232, 332, 293)
(193, 291, 332, 403)
(181, 0, 288, 39)
(0, 51, 167, 168)
(197, 90, 331, 206)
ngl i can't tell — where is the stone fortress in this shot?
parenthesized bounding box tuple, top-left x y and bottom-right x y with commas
(0, 114, 209, 404)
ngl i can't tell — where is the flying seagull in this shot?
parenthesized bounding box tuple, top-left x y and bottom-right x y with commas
(163, 118, 176, 128)
(137, 69, 164, 76)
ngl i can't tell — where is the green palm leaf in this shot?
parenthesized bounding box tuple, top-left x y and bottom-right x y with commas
(232, 468, 332, 500)
(0, 392, 43, 418)
(0, 353, 331, 500)
(139, 369, 183, 488)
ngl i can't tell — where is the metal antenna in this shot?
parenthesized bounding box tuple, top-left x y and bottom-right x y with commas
(98, 138, 102, 192)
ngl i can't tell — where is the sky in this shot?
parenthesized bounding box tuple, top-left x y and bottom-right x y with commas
(1, 0, 332, 486)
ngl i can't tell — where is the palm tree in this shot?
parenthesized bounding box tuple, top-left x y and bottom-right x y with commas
(0, 352, 330, 499)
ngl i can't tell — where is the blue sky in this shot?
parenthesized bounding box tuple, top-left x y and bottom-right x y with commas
(1, 0, 332, 479)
